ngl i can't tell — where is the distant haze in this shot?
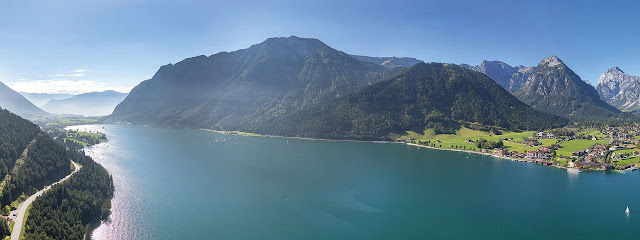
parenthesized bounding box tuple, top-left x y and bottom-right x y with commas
(20, 92, 75, 107)
(42, 90, 128, 116)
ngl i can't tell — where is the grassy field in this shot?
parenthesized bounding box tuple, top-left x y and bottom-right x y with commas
(576, 130, 606, 138)
(616, 157, 640, 165)
(401, 127, 617, 158)
(610, 148, 640, 165)
(556, 139, 610, 156)
(402, 127, 539, 152)
(65, 131, 106, 147)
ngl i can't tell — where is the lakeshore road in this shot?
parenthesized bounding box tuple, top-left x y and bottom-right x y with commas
(9, 160, 81, 240)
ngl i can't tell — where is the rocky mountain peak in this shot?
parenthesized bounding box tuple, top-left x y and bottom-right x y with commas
(539, 55, 564, 67)
(599, 67, 633, 84)
(596, 67, 640, 111)
(460, 60, 531, 93)
(606, 67, 624, 74)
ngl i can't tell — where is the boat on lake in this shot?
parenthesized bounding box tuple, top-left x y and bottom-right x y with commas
(567, 168, 582, 173)
(626, 206, 630, 213)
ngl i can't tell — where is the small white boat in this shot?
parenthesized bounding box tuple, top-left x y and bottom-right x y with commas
(626, 206, 630, 214)
(630, 166, 638, 171)
(567, 168, 582, 173)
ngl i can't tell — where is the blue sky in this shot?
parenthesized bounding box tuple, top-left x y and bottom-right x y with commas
(1, 0, 638, 94)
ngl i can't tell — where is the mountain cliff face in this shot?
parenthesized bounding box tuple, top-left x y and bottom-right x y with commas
(460, 60, 532, 93)
(255, 63, 567, 140)
(514, 56, 620, 119)
(42, 90, 128, 116)
(110, 36, 397, 129)
(350, 55, 423, 68)
(596, 67, 640, 111)
(0, 81, 47, 118)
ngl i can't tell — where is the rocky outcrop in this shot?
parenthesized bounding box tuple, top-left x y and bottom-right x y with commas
(596, 67, 640, 111)
(460, 60, 532, 93)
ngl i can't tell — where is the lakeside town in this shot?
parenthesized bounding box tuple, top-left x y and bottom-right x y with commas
(398, 125, 640, 172)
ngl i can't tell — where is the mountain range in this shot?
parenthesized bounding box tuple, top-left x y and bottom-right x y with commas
(254, 63, 567, 140)
(19, 92, 74, 107)
(0, 81, 47, 118)
(513, 56, 621, 119)
(42, 90, 128, 116)
(108, 36, 573, 140)
(110, 36, 407, 129)
(596, 67, 640, 111)
(462, 56, 624, 119)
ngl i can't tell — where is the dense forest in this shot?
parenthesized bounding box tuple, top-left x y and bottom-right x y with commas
(0, 108, 114, 239)
(0, 108, 41, 181)
(0, 109, 71, 207)
(0, 134, 71, 206)
(23, 150, 114, 239)
(253, 63, 568, 140)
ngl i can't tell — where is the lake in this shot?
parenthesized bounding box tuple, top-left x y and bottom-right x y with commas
(68, 124, 640, 239)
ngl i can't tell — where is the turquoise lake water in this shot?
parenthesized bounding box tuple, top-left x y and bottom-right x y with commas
(68, 125, 640, 239)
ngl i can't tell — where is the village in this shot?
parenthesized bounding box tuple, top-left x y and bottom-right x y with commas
(399, 125, 640, 172)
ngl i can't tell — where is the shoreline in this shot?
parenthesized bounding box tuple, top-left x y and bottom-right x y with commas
(115, 124, 602, 173)
(200, 128, 578, 172)
(200, 129, 392, 144)
(404, 142, 572, 171)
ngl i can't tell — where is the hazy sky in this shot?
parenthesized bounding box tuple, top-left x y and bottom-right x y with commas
(1, 0, 638, 94)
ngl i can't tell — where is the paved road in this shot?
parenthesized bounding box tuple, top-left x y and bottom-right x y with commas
(9, 161, 81, 240)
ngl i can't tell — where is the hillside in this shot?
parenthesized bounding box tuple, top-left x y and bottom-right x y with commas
(110, 36, 399, 129)
(514, 56, 621, 119)
(254, 63, 567, 141)
(596, 67, 640, 111)
(0, 108, 113, 239)
(461, 60, 532, 93)
(0, 108, 71, 207)
(0, 81, 47, 118)
(42, 90, 128, 116)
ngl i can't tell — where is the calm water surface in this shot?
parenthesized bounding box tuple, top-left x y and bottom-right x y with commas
(68, 125, 640, 239)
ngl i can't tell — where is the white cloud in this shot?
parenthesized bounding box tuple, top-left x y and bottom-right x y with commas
(6, 79, 133, 94)
(48, 73, 86, 77)
(74, 69, 90, 73)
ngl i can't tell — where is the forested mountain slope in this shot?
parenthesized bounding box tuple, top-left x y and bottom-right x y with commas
(254, 63, 567, 140)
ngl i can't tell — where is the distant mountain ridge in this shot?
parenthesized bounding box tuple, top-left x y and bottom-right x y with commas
(460, 60, 532, 93)
(350, 55, 423, 68)
(42, 90, 127, 116)
(20, 92, 74, 107)
(254, 63, 567, 140)
(514, 56, 621, 119)
(0, 81, 47, 118)
(596, 67, 640, 111)
(110, 36, 401, 129)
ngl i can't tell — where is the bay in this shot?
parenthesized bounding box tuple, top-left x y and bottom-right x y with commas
(68, 125, 639, 239)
